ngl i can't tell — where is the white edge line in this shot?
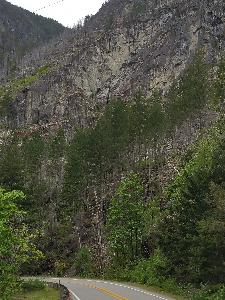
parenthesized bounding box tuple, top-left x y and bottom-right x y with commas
(84, 279, 169, 300)
(69, 289, 81, 300)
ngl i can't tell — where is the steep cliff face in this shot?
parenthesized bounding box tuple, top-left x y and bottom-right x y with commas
(0, 0, 65, 77)
(1, 0, 224, 133)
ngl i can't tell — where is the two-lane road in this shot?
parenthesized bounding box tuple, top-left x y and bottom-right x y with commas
(46, 278, 175, 300)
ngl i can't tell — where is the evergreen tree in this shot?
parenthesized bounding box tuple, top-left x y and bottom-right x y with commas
(167, 52, 208, 128)
(196, 183, 225, 283)
(106, 173, 145, 267)
(129, 92, 148, 144)
(22, 133, 45, 173)
(158, 127, 225, 283)
(0, 138, 23, 191)
(211, 57, 225, 106)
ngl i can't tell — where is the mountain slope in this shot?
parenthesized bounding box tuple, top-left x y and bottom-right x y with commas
(0, 0, 225, 294)
(0, 0, 65, 77)
(1, 0, 224, 132)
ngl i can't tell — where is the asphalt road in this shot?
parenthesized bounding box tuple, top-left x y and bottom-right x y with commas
(46, 278, 175, 300)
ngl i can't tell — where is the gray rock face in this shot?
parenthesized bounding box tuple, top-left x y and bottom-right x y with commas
(1, 0, 225, 132)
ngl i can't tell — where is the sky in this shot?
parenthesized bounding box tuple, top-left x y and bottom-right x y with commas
(7, 0, 105, 27)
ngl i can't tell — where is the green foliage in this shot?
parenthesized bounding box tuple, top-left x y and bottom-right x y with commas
(13, 286, 59, 300)
(103, 115, 225, 295)
(36, 65, 50, 77)
(210, 57, 225, 107)
(167, 52, 208, 128)
(159, 124, 225, 283)
(0, 138, 23, 190)
(0, 51, 221, 299)
(106, 173, 145, 267)
(0, 189, 41, 300)
(62, 99, 130, 213)
(129, 92, 150, 143)
(22, 133, 45, 172)
(196, 183, 225, 283)
(128, 92, 166, 143)
(48, 129, 65, 161)
(63, 95, 168, 214)
(61, 54, 212, 288)
(0, 130, 69, 276)
(130, 249, 169, 286)
(74, 247, 95, 277)
(21, 279, 46, 292)
(188, 285, 225, 300)
(210, 287, 225, 300)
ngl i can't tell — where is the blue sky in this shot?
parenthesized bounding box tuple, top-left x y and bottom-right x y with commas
(8, 0, 105, 27)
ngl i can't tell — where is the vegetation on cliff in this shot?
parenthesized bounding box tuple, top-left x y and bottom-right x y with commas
(0, 65, 49, 116)
(1, 52, 225, 299)
(1, 0, 225, 297)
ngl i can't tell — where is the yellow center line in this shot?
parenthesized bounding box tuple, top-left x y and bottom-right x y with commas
(76, 282, 128, 300)
(89, 284, 129, 300)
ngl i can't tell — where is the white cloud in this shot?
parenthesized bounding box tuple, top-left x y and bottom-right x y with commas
(7, 0, 105, 27)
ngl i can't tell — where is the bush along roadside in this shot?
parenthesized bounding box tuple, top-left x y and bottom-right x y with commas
(15, 279, 63, 300)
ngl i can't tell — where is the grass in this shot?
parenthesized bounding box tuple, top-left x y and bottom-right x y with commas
(13, 287, 59, 300)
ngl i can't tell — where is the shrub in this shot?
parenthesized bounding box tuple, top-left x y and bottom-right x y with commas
(130, 249, 169, 286)
(74, 247, 95, 277)
(160, 278, 183, 295)
(209, 286, 225, 300)
(21, 279, 46, 292)
(104, 265, 132, 282)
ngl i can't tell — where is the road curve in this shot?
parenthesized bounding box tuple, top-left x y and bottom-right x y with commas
(45, 278, 175, 300)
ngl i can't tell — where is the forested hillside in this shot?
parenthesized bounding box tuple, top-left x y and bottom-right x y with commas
(1, 0, 225, 299)
(0, 0, 65, 78)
